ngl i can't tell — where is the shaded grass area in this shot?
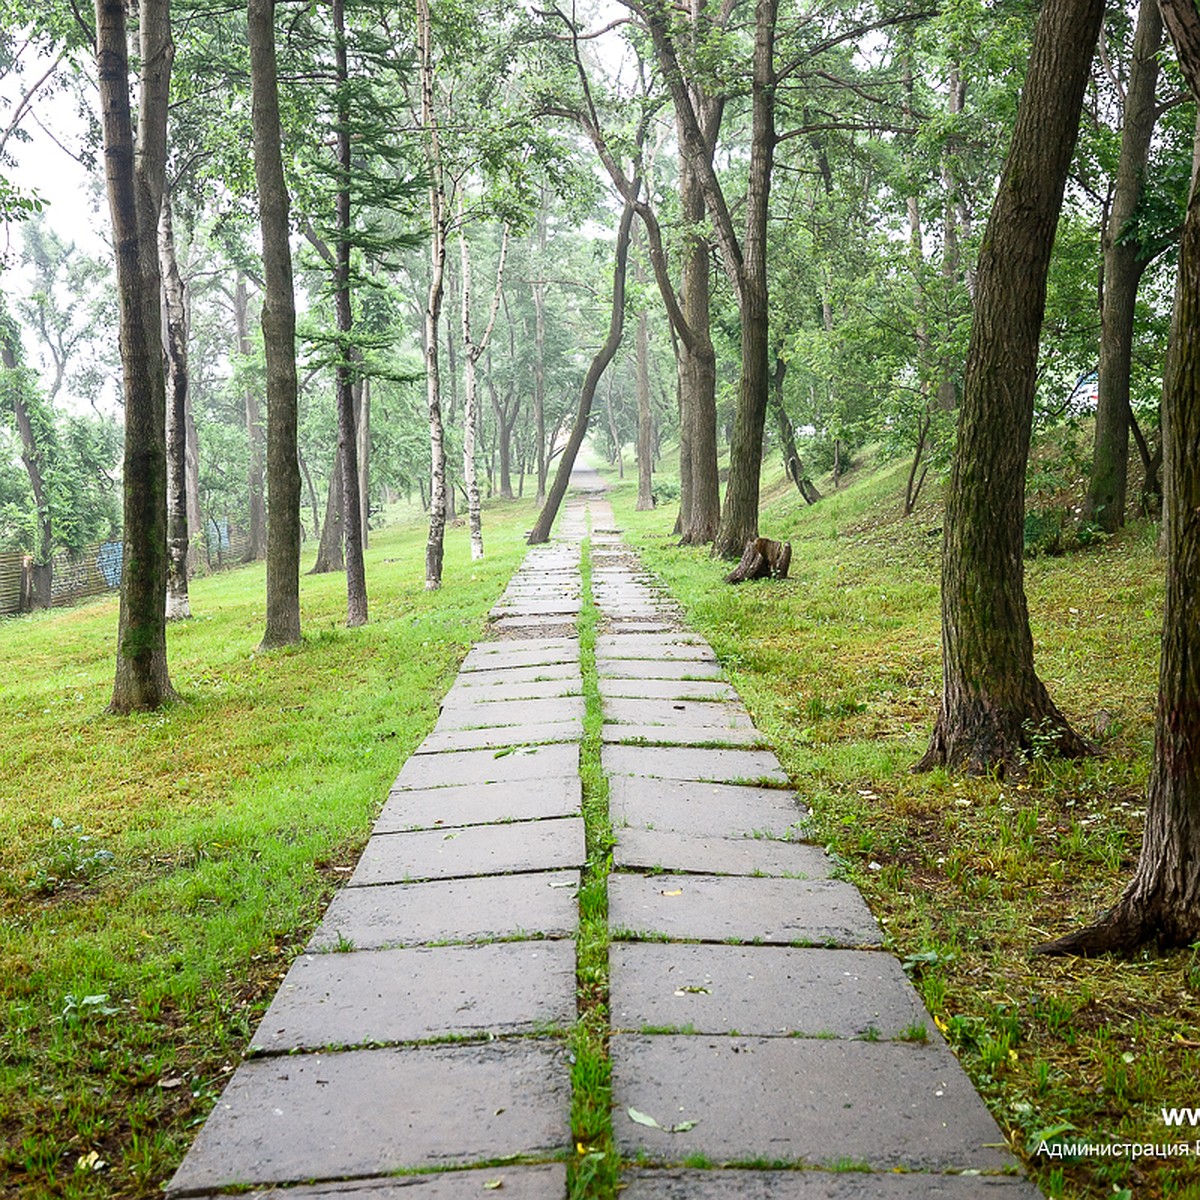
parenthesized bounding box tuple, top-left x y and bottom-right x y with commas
(0, 502, 536, 1198)
(609, 457, 1199, 1200)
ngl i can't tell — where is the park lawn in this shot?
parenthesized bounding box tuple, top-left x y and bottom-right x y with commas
(0, 497, 537, 1198)
(608, 456, 1199, 1200)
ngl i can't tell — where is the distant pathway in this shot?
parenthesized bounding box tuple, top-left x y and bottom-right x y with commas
(167, 468, 1042, 1199)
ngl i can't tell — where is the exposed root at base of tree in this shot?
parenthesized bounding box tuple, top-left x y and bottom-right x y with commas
(914, 700, 1096, 778)
(1033, 892, 1200, 956)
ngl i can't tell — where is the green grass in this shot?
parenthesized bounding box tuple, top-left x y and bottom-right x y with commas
(605, 451, 1200, 1200)
(0, 498, 537, 1198)
(568, 533, 620, 1200)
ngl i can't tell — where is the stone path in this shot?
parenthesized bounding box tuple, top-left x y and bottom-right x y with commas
(166, 469, 1043, 1199)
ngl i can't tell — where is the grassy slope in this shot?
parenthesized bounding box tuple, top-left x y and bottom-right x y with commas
(609, 454, 1198, 1200)
(0, 499, 537, 1197)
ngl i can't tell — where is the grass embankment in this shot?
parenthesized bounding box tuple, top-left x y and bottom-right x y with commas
(608, 458, 1198, 1200)
(0, 501, 537, 1198)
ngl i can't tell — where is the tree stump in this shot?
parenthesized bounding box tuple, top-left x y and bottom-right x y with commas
(725, 537, 792, 584)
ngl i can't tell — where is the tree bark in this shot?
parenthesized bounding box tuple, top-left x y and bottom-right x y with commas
(771, 354, 820, 505)
(1084, 0, 1162, 533)
(158, 197, 191, 620)
(332, 0, 367, 627)
(0, 324, 53, 607)
(532, 209, 548, 503)
(418, 0, 447, 589)
(1036, 0, 1200, 953)
(310, 446, 345, 573)
(249, 0, 302, 648)
(528, 200, 635, 545)
(97, 0, 176, 710)
(233, 273, 267, 562)
(635, 251, 654, 511)
(460, 222, 507, 560)
(642, 0, 777, 557)
(916, 0, 1103, 774)
(677, 151, 719, 543)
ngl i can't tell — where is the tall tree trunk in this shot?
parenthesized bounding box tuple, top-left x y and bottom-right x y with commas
(604, 376, 623, 478)
(712, 0, 776, 557)
(532, 209, 548, 503)
(916, 0, 1103, 774)
(529, 201, 635, 544)
(234, 273, 267, 562)
(635, 245, 654, 511)
(357, 375, 370, 548)
(97, 0, 176, 711)
(0, 326, 53, 607)
(1039, 0, 1200, 951)
(771, 353, 819, 504)
(158, 197, 191, 620)
(184, 392, 202, 573)
(675, 75, 720, 545)
(418, 0, 447, 590)
(298, 446, 321, 542)
(310, 446, 345, 573)
(459, 222, 508, 561)
(1084, 0, 1163, 533)
(249, 0, 302, 648)
(332, 0, 366, 627)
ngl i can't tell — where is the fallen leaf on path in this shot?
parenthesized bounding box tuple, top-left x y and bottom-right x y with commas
(627, 1107, 697, 1133)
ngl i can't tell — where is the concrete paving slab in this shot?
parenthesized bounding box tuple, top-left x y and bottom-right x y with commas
(461, 642, 579, 673)
(597, 635, 717, 662)
(168, 1041, 570, 1194)
(487, 617, 578, 638)
(604, 697, 753, 728)
(610, 777, 807, 838)
(611, 1034, 1016, 1171)
(415, 720, 582, 754)
(609, 873, 881, 947)
(181, 1165, 570, 1200)
(392, 742, 578, 791)
(436, 695, 585, 731)
(599, 678, 738, 702)
(610, 943, 930, 1039)
(350, 817, 586, 884)
(613, 828, 830, 878)
(440, 677, 583, 705)
(602, 724, 765, 748)
(604, 745, 787, 785)
(451, 662, 581, 689)
(597, 658, 724, 680)
(491, 598, 582, 616)
(619, 1169, 1042, 1199)
(376, 777, 581, 832)
(602, 620, 682, 634)
(309, 870, 579, 950)
(250, 941, 576, 1052)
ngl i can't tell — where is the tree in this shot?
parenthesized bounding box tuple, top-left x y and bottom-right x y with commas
(635, 0, 779, 557)
(529, 199, 635, 544)
(0, 299, 54, 607)
(159, 195, 192, 620)
(1036, 0, 1200, 953)
(915, 0, 1104, 774)
(96, 0, 177, 711)
(330, 0, 367, 626)
(416, 0, 448, 590)
(1083, 0, 1163, 533)
(248, 0, 303, 648)
(459, 219, 508, 559)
